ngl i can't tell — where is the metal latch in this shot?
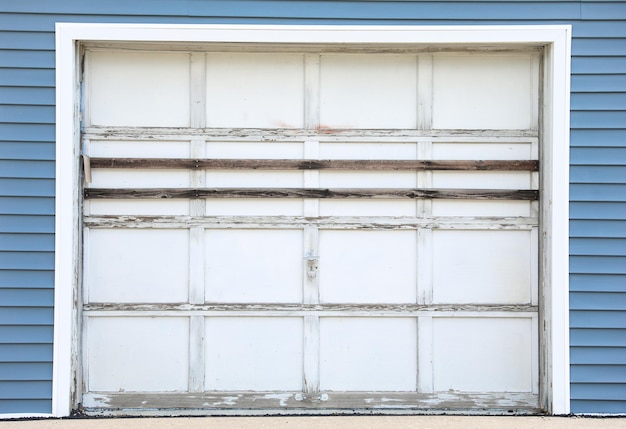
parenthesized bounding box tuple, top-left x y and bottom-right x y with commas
(295, 393, 329, 402)
(304, 254, 319, 279)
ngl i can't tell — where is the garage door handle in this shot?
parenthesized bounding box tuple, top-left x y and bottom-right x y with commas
(304, 254, 319, 279)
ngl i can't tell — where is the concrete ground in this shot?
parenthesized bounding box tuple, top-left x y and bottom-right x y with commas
(2, 416, 626, 429)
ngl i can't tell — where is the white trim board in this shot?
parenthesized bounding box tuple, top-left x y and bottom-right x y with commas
(54, 23, 571, 418)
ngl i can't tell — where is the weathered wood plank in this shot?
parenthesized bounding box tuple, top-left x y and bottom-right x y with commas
(83, 215, 539, 230)
(89, 158, 539, 171)
(82, 391, 539, 412)
(82, 126, 539, 140)
(83, 303, 538, 314)
(84, 187, 539, 200)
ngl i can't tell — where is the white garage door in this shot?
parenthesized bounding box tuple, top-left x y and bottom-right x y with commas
(80, 46, 540, 414)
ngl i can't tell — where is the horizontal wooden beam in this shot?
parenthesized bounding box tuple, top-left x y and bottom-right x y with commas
(83, 215, 539, 230)
(83, 303, 538, 314)
(84, 187, 539, 200)
(89, 158, 539, 171)
(83, 126, 540, 140)
(82, 391, 539, 413)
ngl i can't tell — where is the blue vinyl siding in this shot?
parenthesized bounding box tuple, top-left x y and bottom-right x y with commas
(0, 0, 625, 416)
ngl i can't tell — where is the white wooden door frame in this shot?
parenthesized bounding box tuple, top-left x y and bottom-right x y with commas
(54, 23, 571, 418)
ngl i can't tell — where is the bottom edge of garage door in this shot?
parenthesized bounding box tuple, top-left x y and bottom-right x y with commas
(80, 392, 540, 416)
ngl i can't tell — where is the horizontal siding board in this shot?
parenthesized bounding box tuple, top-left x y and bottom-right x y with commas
(571, 347, 626, 364)
(0, 32, 55, 50)
(0, 381, 51, 399)
(570, 256, 626, 274)
(0, 1, 584, 20)
(0, 216, 55, 234)
(571, 75, 626, 92)
(0, 88, 55, 106)
(571, 111, 626, 129)
(0, 234, 55, 252)
(573, 20, 626, 38)
(0, 106, 55, 125)
(570, 184, 626, 202)
(571, 93, 626, 110)
(0, 50, 54, 69)
(0, 345, 53, 363)
(570, 274, 626, 292)
(0, 363, 52, 381)
(571, 328, 626, 347)
(572, 38, 626, 56)
(0, 143, 55, 161)
(0, 326, 52, 344)
(570, 311, 626, 328)
(0, 252, 54, 271)
(0, 161, 54, 179)
(570, 238, 626, 256)
(571, 147, 626, 165)
(570, 275, 626, 295)
(0, 289, 53, 307)
(571, 399, 626, 414)
(570, 292, 626, 311)
(0, 270, 53, 288)
(571, 166, 626, 184)
(0, 68, 54, 88)
(582, 2, 626, 20)
(0, 178, 55, 197)
(0, 309, 52, 326)
(571, 365, 626, 383)
(0, 198, 55, 216)
(571, 383, 626, 401)
(0, 124, 55, 142)
(570, 202, 626, 220)
(571, 57, 626, 74)
(0, 399, 50, 414)
(571, 130, 626, 147)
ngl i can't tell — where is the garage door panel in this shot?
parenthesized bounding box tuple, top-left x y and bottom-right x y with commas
(320, 317, 417, 391)
(205, 229, 303, 303)
(205, 199, 304, 216)
(205, 170, 303, 188)
(432, 55, 533, 130)
(86, 317, 190, 392)
(88, 51, 190, 127)
(88, 140, 190, 158)
(206, 142, 303, 159)
(90, 169, 191, 188)
(432, 200, 531, 217)
(320, 54, 418, 129)
(81, 47, 541, 413)
(432, 171, 531, 190)
(432, 142, 532, 160)
(205, 317, 303, 391)
(319, 230, 417, 304)
(319, 142, 417, 160)
(319, 199, 417, 217)
(432, 230, 531, 304)
(206, 53, 304, 128)
(88, 199, 191, 216)
(433, 317, 534, 392)
(86, 229, 189, 303)
(319, 171, 416, 188)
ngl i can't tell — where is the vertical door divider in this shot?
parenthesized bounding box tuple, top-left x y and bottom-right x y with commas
(188, 52, 207, 393)
(303, 55, 321, 396)
(416, 53, 435, 394)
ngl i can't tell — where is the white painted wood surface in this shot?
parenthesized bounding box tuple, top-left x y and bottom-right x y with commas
(204, 317, 303, 391)
(432, 54, 535, 130)
(87, 51, 190, 127)
(78, 45, 543, 414)
(86, 317, 189, 391)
